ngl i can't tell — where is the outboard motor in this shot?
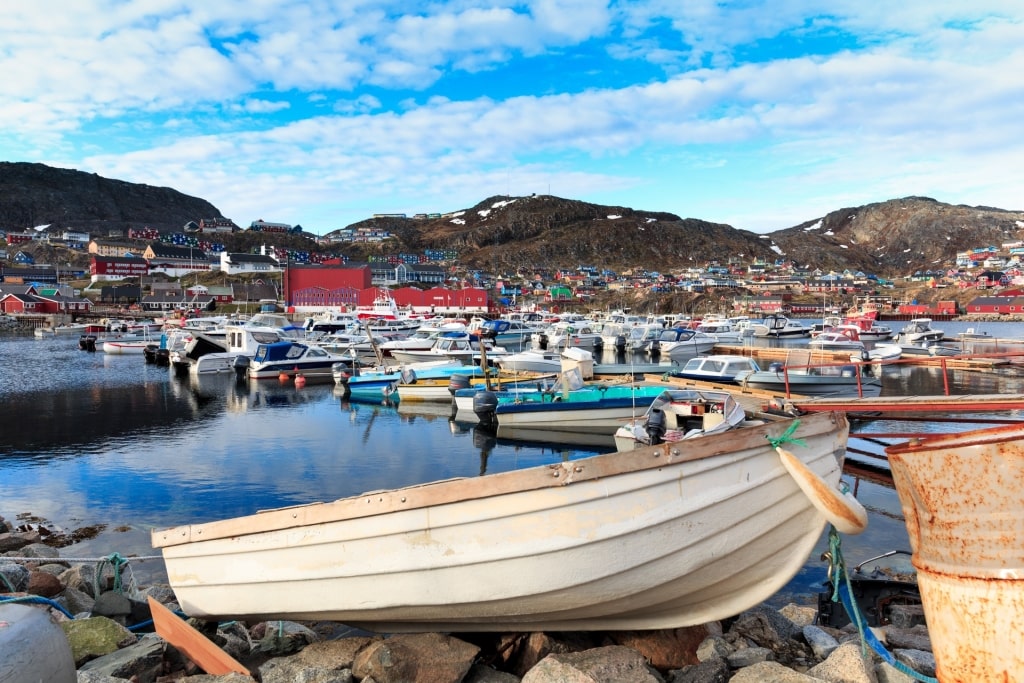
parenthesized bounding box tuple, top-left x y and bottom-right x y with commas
(448, 373, 471, 395)
(768, 361, 785, 373)
(645, 407, 667, 445)
(400, 367, 417, 385)
(79, 335, 96, 352)
(473, 390, 500, 427)
(537, 332, 549, 350)
(232, 354, 250, 379)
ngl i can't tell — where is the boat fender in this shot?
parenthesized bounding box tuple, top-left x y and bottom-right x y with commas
(776, 446, 868, 535)
(645, 408, 667, 445)
(473, 391, 499, 426)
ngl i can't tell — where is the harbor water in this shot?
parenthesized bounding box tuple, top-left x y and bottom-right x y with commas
(2, 320, 1024, 606)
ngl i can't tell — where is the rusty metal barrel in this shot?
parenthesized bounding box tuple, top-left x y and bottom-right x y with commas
(886, 423, 1024, 682)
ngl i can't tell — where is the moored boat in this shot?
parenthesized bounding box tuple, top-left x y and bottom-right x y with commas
(612, 388, 752, 451)
(473, 382, 675, 433)
(671, 354, 762, 384)
(245, 340, 356, 381)
(152, 409, 853, 632)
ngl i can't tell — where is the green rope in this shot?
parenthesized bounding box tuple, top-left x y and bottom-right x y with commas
(94, 552, 129, 595)
(765, 419, 806, 449)
(828, 528, 938, 683)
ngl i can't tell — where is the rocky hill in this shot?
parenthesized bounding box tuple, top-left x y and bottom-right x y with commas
(767, 197, 1024, 275)
(4, 162, 1024, 277)
(345, 195, 1024, 276)
(0, 161, 223, 233)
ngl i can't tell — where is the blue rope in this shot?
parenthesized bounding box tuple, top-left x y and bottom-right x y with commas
(0, 595, 75, 620)
(828, 528, 938, 683)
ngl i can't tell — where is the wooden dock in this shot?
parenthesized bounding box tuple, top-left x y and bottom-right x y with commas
(789, 394, 1024, 414)
(642, 373, 1024, 417)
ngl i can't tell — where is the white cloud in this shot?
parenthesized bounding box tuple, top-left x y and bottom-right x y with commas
(0, 2, 1021, 232)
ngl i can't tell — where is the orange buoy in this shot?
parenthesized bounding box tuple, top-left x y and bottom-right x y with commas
(279, 370, 290, 382)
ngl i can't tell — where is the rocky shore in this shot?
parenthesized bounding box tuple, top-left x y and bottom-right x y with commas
(0, 520, 939, 683)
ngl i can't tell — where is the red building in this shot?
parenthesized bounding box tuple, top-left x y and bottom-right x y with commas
(284, 265, 372, 309)
(90, 255, 149, 281)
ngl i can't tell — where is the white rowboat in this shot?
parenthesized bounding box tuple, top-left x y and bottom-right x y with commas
(153, 410, 851, 633)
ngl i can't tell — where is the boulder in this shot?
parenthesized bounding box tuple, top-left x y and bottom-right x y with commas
(352, 632, 479, 683)
(522, 645, 661, 683)
(61, 615, 137, 666)
(606, 625, 712, 670)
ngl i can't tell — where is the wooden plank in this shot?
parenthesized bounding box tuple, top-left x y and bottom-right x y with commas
(148, 596, 250, 676)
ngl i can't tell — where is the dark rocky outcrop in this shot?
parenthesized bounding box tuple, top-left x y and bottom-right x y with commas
(0, 161, 223, 233)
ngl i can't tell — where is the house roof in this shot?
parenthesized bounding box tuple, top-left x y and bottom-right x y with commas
(223, 253, 278, 264)
(92, 254, 149, 264)
(148, 243, 208, 260)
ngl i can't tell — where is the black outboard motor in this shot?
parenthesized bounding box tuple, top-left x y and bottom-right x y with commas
(155, 348, 171, 367)
(79, 334, 96, 352)
(537, 332, 548, 350)
(448, 373, 471, 395)
(473, 390, 500, 427)
(232, 354, 250, 379)
(768, 361, 785, 373)
(645, 407, 667, 445)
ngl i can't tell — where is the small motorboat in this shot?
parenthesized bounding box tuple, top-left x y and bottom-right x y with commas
(612, 388, 752, 451)
(671, 354, 762, 384)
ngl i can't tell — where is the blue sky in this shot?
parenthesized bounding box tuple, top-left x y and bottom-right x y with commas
(2, 2, 1022, 235)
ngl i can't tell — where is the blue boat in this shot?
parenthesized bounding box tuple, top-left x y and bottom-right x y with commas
(473, 383, 670, 434)
(335, 361, 481, 400)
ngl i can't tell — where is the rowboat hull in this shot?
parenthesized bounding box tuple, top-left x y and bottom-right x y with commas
(886, 424, 1024, 682)
(154, 411, 850, 632)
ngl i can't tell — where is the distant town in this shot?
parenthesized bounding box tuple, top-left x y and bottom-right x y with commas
(4, 216, 1024, 321)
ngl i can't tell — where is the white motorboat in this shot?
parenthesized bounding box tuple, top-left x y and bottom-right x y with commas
(172, 314, 304, 376)
(495, 349, 563, 374)
(672, 354, 762, 384)
(752, 315, 812, 338)
(378, 323, 467, 355)
(807, 331, 865, 351)
(659, 329, 719, 361)
(613, 388, 753, 451)
(244, 340, 355, 381)
(897, 318, 944, 345)
(389, 333, 506, 365)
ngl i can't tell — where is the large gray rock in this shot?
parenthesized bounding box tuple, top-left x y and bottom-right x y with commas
(61, 616, 137, 667)
(728, 661, 820, 682)
(0, 530, 41, 552)
(802, 624, 840, 660)
(695, 635, 732, 662)
(522, 645, 662, 683)
(352, 633, 479, 683)
(893, 649, 936, 678)
(463, 663, 522, 682)
(76, 632, 164, 683)
(0, 561, 29, 592)
(726, 646, 774, 668)
(805, 641, 877, 683)
(668, 657, 729, 683)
